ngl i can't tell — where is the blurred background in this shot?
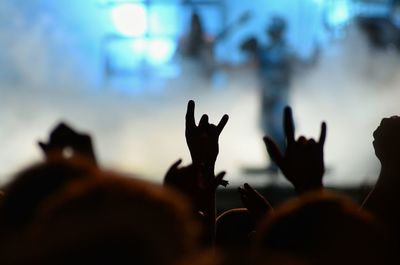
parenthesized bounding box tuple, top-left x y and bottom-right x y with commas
(1, 0, 400, 192)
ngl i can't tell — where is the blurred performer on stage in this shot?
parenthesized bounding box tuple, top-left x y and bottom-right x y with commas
(181, 12, 207, 58)
(178, 11, 251, 81)
(178, 11, 215, 79)
(242, 17, 292, 173)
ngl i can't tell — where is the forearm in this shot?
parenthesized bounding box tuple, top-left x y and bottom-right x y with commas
(195, 164, 217, 246)
(362, 169, 397, 213)
(201, 195, 216, 246)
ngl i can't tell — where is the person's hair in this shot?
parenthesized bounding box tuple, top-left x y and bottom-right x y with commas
(0, 159, 95, 228)
(216, 208, 255, 248)
(25, 172, 199, 265)
(256, 191, 391, 265)
(0, 159, 97, 264)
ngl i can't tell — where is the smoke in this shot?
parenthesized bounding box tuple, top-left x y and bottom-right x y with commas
(1, 0, 400, 188)
(0, 2, 87, 90)
(0, 0, 127, 184)
(292, 24, 400, 186)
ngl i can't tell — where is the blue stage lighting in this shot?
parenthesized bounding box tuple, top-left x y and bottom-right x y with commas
(329, 1, 351, 26)
(107, 3, 177, 69)
(147, 39, 176, 65)
(111, 3, 147, 36)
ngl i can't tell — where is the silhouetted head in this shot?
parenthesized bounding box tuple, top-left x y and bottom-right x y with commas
(25, 173, 198, 265)
(267, 16, 286, 41)
(0, 159, 97, 263)
(373, 116, 400, 167)
(0, 159, 96, 228)
(257, 191, 390, 265)
(216, 208, 256, 249)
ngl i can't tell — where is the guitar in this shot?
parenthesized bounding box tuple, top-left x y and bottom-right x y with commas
(179, 11, 252, 78)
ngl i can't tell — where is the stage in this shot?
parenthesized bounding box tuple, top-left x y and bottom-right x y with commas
(2, 38, 399, 189)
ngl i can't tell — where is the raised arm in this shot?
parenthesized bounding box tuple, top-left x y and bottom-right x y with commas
(164, 100, 229, 245)
(362, 116, 400, 231)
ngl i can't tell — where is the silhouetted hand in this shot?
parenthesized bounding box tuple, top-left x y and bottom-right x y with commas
(163, 100, 229, 245)
(238, 183, 273, 222)
(164, 159, 227, 210)
(164, 159, 227, 245)
(362, 116, 400, 236)
(373, 116, 400, 168)
(185, 100, 229, 172)
(363, 116, 400, 204)
(38, 122, 97, 165)
(264, 107, 326, 194)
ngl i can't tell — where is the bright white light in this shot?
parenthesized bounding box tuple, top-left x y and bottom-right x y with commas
(111, 4, 147, 36)
(131, 38, 147, 56)
(146, 39, 176, 65)
(329, 1, 351, 26)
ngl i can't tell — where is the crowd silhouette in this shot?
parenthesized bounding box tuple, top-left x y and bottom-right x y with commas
(0, 97, 399, 264)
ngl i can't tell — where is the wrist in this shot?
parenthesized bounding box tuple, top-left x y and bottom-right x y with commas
(193, 161, 215, 175)
(294, 180, 323, 195)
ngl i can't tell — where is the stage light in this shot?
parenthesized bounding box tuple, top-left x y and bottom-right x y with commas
(111, 3, 147, 36)
(131, 38, 147, 56)
(329, 1, 351, 26)
(107, 3, 176, 70)
(147, 39, 176, 65)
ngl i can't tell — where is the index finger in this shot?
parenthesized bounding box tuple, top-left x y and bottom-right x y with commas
(216, 114, 229, 135)
(185, 100, 196, 129)
(318, 121, 327, 146)
(284, 106, 295, 144)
